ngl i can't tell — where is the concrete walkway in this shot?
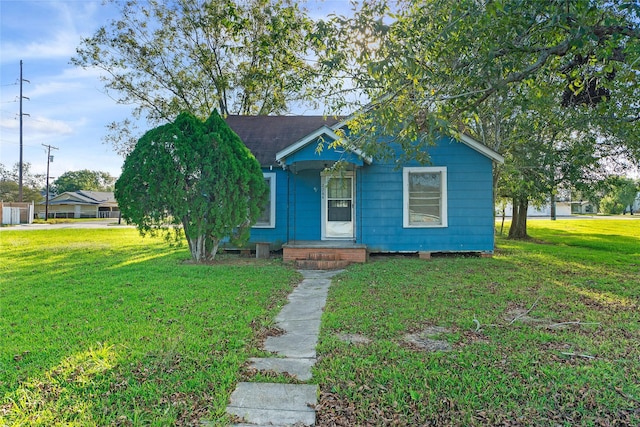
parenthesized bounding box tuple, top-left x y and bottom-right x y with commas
(225, 269, 340, 427)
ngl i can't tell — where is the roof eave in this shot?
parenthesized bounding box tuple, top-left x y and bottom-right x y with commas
(458, 133, 504, 164)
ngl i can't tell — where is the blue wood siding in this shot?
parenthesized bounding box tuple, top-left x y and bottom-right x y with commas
(284, 137, 365, 166)
(249, 135, 497, 253)
(248, 168, 289, 247)
(288, 169, 322, 241)
(248, 168, 324, 246)
(359, 137, 495, 252)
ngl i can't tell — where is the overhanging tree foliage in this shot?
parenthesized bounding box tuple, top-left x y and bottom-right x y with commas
(115, 110, 268, 262)
(73, 0, 318, 155)
(315, 0, 640, 238)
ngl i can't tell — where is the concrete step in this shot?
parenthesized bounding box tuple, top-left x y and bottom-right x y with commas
(248, 357, 315, 381)
(294, 259, 350, 270)
(227, 382, 317, 426)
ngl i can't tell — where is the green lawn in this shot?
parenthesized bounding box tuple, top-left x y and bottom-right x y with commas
(1, 220, 639, 426)
(315, 219, 640, 426)
(0, 228, 299, 426)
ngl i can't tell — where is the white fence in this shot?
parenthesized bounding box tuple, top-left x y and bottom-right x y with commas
(1, 202, 34, 225)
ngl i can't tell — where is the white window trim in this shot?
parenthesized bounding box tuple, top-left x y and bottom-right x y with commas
(253, 172, 276, 228)
(403, 166, 448, 228)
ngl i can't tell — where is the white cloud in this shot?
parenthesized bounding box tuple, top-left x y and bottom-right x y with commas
(2, 31, 80, 63)
(27, 116, 74, 136)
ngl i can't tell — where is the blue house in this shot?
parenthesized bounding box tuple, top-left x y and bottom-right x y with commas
(225, 116, 504, 267)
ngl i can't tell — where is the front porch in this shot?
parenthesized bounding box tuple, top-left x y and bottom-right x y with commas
(283, 240, 368, 269)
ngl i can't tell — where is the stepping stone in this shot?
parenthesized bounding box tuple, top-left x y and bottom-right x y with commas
(248, 357, 315, 381)
(265, 332, 318, 358)
(223, 270, 341, 427)
(227, 382, 317, 426)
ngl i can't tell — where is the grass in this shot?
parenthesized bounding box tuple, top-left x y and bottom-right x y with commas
(1, 220, 639, 426)
(0, 228, 300, 426)
(314, 219, 640, 426)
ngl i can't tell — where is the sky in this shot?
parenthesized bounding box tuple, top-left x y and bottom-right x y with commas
(0, 0, 353, 181)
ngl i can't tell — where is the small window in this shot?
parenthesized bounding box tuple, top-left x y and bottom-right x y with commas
(254, 173, 276, 228)
(403, 167, 447, 228)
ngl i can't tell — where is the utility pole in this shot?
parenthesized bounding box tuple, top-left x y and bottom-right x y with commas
(19, 60, 30, 202)
(43, 144, 58, 221)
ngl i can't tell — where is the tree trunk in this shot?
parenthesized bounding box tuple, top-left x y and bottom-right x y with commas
(189, 235, 206, 262)
(188, 234, 220, 262)
(550, 192, 556, 221)
(508, 197, 529, 239)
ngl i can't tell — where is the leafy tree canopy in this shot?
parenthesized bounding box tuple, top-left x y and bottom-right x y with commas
(115, 110, 268, 262)
(73, 0, 319, 155)
(0, 163, 45, 203)
(315, 0, 639, 237)
(51, 170, 116, 194)
(318, 0, 639, 153)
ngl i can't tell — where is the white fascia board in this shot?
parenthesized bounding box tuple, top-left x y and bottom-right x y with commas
(275, 126, 338, 161)
(458, 133, 505, 164)
(275, 125, 372, 164)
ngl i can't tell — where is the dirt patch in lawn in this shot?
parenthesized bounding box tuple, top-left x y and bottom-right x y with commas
(503, 307, 550, 326)
(336, 333, 372, 345)
(403, 326, 452, 352)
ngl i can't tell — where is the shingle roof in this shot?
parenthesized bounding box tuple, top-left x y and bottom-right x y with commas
(76, 191, 116, 203)
(225, 115, 340, 166)
(46, 191, 116, 206)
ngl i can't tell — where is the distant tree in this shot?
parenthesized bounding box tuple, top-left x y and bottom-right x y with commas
(73, 0, 318, 155)
(599, 176, 639, 214)
(0, 162, 44, 203)
(51, 170, 116, 194)
(115, 110, 268, 262)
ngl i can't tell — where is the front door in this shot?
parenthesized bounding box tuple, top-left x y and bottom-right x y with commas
(322, 173, 354, 239)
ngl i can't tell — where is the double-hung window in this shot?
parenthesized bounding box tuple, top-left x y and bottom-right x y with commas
(403, 167, 447, 227)
(254, 173, 276, 228)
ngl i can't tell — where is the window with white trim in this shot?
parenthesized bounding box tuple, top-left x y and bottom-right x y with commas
(254, 173, 276, 228)
(403, 167, 447, 227)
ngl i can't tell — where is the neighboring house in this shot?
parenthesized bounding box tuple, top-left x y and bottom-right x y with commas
(225, 116, 504, 266)
(38, 191, 119, 219)
(500, 200, 574, 217)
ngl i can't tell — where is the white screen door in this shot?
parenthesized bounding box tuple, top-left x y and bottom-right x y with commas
(322, 174, 354, 239)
